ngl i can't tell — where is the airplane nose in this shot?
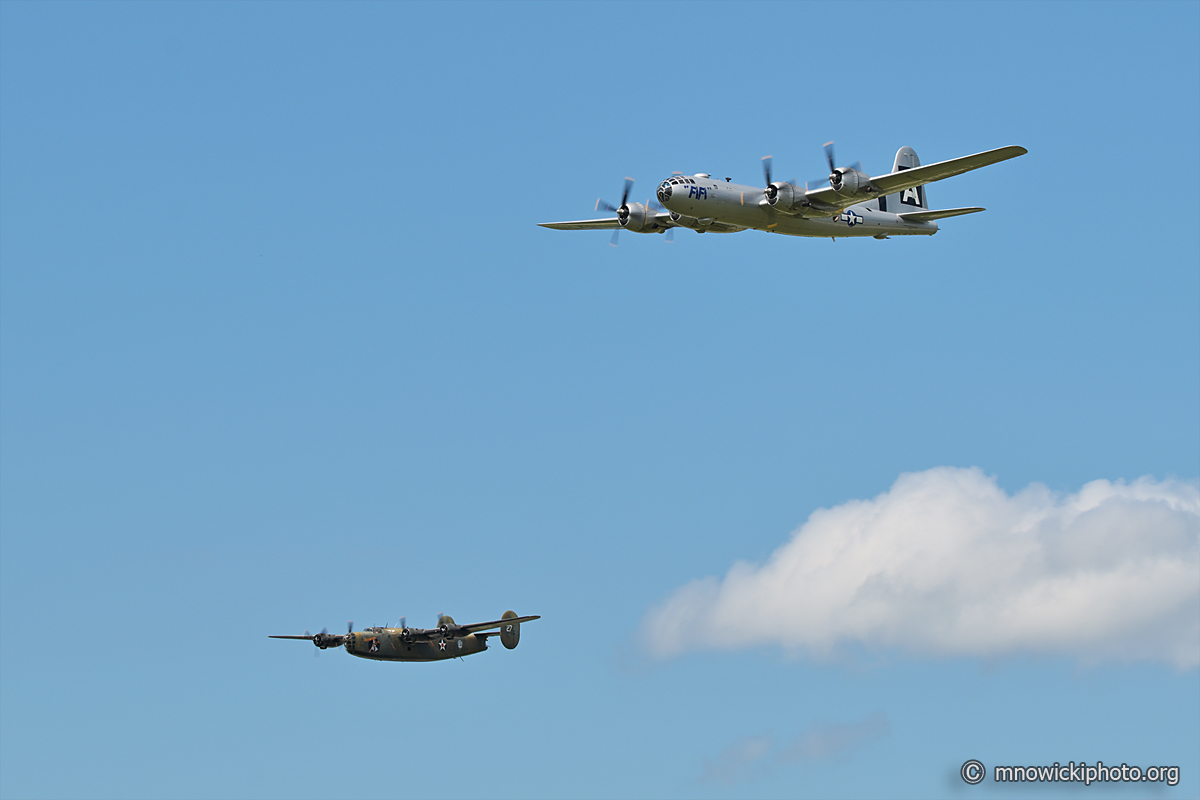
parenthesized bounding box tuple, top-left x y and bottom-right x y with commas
(656, 181, 672, 205)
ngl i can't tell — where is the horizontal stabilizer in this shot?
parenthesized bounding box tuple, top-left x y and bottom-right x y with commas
(898, 207, 985, 222)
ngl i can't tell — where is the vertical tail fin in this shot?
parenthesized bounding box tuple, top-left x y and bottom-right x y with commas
(880, 146, 927, 212)
(499, 610, 521, 649)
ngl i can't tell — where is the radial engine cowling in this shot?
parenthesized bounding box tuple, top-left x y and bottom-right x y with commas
(619, 202, 657, 233)
(312, 632, 345, 649)
(765, 182, 803, 213)
(830, 167, 872, 197)
(499, 610, 521, 650)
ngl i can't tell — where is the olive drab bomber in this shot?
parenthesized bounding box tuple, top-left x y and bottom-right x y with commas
(270, 611, 539, 663)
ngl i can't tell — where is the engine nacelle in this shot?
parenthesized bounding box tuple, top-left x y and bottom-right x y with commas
(619, 202, 658, 233)
(830, 167, 872, 197)
(499, 610, 521, 650)
(312, 632, 345, 649)
(765, 181, 803, 213)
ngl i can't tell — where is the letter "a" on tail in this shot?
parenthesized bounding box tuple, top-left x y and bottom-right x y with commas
(888, 146, 927, 211)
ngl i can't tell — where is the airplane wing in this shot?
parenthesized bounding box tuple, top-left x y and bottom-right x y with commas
(268, 635, 315, 640)
(538, 218, 622, 230)
(456, 615, 541, 635)
(803, 146, 1027, 213)
(538, 214, 675, 231)
(397, 615, 542, 640)
(870, 146, 1026, 195)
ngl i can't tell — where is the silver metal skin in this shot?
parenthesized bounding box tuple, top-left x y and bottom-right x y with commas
(538, 145, 1026, 241)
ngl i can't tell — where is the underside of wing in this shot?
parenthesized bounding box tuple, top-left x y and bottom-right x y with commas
(897, 207, 985, 222)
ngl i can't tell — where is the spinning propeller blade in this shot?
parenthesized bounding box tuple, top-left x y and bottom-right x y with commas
(823, 142, 861, 173)
(596, 177, 635, 247)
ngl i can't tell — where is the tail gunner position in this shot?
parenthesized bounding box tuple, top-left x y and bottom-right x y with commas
(270, 611, 540, 663)
(539, 143, 1026, 243)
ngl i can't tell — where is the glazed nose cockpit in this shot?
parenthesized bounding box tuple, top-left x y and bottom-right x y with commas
(657, 174, 705, 206)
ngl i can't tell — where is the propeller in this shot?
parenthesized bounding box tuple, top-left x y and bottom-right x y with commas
(823, 140, 862, 181)
(762, 155, 779, 203)
(399, 616, 406, 630)
(596, 178, 634, 247)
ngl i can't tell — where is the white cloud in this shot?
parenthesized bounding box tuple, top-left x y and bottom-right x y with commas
(700, 735, 772, 784)
(641, 468, 1200, 668)
(779, 711, 889, 763)
(700, 713, 890, 784)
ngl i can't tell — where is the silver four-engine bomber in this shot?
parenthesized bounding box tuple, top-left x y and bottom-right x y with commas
(539, 143, 1027, 243)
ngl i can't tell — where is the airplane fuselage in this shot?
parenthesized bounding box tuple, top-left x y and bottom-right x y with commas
(657, 175, 938, 238)
(345, 627, 489, 662)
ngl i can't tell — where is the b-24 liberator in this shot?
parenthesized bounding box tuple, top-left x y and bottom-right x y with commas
(539, 142, 1026, 244)
(270, 611, 539, 662)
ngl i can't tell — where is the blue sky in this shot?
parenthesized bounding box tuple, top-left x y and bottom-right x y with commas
(2, 2, 1197, 798)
